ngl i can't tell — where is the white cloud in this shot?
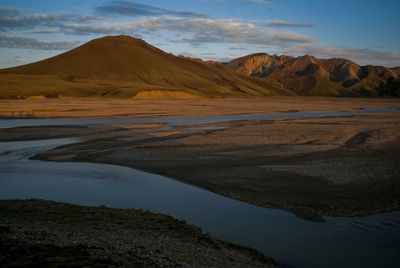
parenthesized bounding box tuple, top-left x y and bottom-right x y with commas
(26, 29, 60, 34)
(96, 1, 207, 18)
(0, 35, 81, 50)
(63, 16, 316, 45)
(1, 5, 398, 67)
(283, 45, 400, 67)
(0, 7, 100, 31)
(267, 19, 313, 28)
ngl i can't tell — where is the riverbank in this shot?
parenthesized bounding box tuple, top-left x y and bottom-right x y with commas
(25, 112, 400, 218)
(0, 200, 275, 267)
(1, 98, 400, 267)
(1, 98, 399, 218)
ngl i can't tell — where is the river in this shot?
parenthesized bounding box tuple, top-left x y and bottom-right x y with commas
(1, 109, 399, 267)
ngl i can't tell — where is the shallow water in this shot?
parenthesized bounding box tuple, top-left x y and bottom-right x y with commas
(0, 138, 399, 268)
(0, 106, 398, 129)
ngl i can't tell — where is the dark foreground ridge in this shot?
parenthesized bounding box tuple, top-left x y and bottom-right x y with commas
(0, 200, 275, 268)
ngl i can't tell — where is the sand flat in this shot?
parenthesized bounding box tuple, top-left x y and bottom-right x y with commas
(1, 97, 399, 118)
(1, 98, 400, 216)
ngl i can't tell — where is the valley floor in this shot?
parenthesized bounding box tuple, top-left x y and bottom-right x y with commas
(1, 96, 399, 118)
(1, 97, 399, 218)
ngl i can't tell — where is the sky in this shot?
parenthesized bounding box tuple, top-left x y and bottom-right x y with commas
(0, 0, 399, 68)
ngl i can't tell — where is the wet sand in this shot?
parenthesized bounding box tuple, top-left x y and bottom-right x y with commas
(1, 134, 400, 267)
(2, 119, 396, 218)
(36, 117, 399, 217)
(1, 98, 400, 217)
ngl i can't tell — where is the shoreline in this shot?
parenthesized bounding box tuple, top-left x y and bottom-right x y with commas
(1, 98, 400, 267)
(0, 199, 275, 267)
(27, 115, 400, 217)
(1, 98, 399, 218)
(35, 145, 400, 219)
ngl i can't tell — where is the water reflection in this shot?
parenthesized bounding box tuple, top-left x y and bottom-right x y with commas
(1, 139, 399, 268)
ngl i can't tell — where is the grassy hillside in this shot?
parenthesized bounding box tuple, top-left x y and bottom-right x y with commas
(0, 35, 289, 99)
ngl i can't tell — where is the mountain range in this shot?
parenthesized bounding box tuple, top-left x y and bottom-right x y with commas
(0, 35, 398, 98)
(227, 53, 400, 96)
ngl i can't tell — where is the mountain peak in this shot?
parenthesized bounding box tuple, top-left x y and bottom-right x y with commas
(228, 53, 293, 76)
(228, 52, 400, 96)
(83, 35, 155, 51)
(0, 34, 171, 81)
(1, 35, 398, 98)
(89, 35, 145, 44)
(0, 35, 288, 98)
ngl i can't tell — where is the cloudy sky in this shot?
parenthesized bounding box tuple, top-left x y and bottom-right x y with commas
(0, 0, 399, 68)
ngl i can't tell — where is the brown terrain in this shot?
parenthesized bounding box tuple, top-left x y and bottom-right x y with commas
(228, 53, 400, 96)
(0, 96, 398, 118)
(1, 98, 399, 218)
(0, 200, 274, 267)
(0, 35, 398, 99)
(32, 113, 400, 218)
(0, 35, 289, 99)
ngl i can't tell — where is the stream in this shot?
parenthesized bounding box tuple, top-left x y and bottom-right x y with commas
(1, 108, 400, 267)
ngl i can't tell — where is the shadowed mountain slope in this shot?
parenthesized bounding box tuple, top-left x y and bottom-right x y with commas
(228, 53, 400, 96)
(0, 36, 290, 98)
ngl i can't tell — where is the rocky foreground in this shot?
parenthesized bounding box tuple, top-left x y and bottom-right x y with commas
(0, 200, 275, 267)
